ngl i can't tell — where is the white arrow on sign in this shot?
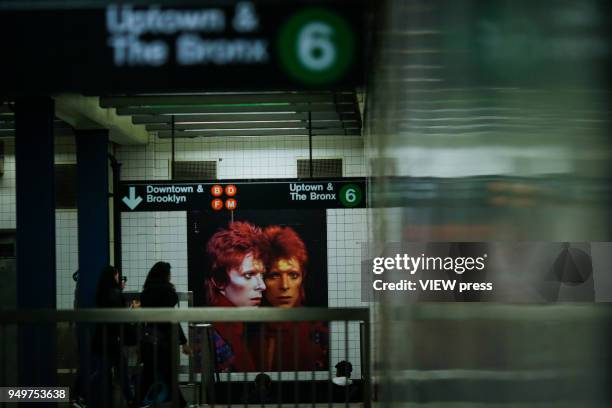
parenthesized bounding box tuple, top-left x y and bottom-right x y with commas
(122, 187, 143, 210)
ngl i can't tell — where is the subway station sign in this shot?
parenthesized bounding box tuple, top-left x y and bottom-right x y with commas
(1, 1, 365, 93)
(119, 178, 366, 211)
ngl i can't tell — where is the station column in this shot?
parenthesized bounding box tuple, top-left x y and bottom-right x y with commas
(75, 130, 110, 307)
(15, 97, 57, 387)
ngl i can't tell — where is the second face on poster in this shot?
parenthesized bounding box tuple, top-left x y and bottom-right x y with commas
(188, 209, 329, 372)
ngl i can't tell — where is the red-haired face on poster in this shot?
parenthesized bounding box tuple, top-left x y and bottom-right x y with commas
(260, 225, 328, 371)
(205, 221, 268, 372)
(188, 209, 329, 373)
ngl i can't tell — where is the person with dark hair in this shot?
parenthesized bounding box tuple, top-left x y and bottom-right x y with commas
(250, 373, 274, 403)
(332, 360, 357, 402)
(90, 265, 134, 408)
(333, 360, 352, 384)
(260, 226, 328, 371)
(139, 261, 190, 407)
(205, 221, 268, 372)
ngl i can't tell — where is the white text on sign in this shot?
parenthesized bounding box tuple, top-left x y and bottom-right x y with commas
(289, 183, 337, 201)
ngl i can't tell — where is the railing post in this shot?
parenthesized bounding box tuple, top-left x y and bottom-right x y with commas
(362, 317, 372, 408)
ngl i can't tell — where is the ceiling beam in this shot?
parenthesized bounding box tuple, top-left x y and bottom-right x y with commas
(54, 94, 148, 145)
(311, 128, 361, 136)
(159, 129, 309, 137)
(116, 102, 357, 115)
(157, 128, 361, 138)
(100, 92, 355, 107)
(145, 120, 359, 131)
(131, 112, 359, 124)
(148, 122, 307, 131)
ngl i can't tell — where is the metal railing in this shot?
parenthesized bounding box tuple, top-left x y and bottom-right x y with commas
(0, 307, 371, 408)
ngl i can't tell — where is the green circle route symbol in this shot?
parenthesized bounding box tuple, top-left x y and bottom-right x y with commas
(278, 8, 355, 85)
(339, 184, 362, 207)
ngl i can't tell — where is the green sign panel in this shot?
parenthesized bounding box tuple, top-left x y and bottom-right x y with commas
(278, 8, 356, 85)
(339, 183, 363, 208)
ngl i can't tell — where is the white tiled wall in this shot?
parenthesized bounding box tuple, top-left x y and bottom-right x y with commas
(327, 208, 368, 379)
(56, 210, 78, 309)
(117, 134, 365, 180)
(55, 135, 79, 309)
(328, 209, 368, 308)
(120, 211, 188, 293)
(0, 136, 80, 309)
(0, 139, 16, 230)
